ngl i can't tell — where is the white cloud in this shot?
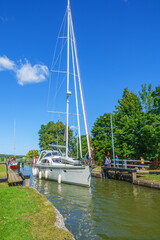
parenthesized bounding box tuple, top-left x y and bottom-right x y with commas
(16, 61, 49, 86)
(0, 56, 15, 71)
(0, 55, 49, 85)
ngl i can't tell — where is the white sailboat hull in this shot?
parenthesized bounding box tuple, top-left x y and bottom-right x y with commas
(34, 164, 91, 187)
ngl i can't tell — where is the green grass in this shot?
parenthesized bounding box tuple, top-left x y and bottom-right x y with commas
(138, 174, 160, 182)
(148, 170, 160, 172)
(0, 165, 73, 240)
(92, 166, 102, 172)
(0, 186, 73, 240)
(0, 164, 7, 178)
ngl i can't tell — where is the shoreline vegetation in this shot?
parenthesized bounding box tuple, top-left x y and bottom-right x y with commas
(0, 164, 73, 240)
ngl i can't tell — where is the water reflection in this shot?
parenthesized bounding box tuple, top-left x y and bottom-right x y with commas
(33, 176, 96, 240)
(23, 166, 160, 240)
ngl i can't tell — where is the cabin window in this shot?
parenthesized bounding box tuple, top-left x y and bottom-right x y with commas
(45, 153, 52, 157)
(41, 159, 50, 164)
(52, 159, 60, 163)
(52, 152, 61, 156)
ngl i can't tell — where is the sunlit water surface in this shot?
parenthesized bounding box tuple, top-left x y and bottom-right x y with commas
(23, 166, 160, 240)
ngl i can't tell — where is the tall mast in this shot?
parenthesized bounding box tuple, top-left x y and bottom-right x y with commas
(70, 21, 82, 158)
(66, 0, 70, 157)
(14, 120, 16, 157)
(70, 11, 92, 160)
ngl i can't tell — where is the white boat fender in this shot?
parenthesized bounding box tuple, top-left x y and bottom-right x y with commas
(39, 171, 42, 179)
(58, 174, 61, 184)
(45, 170, 48, 179)
(35, 168, 38, 175)
(32, 167, 37, 176)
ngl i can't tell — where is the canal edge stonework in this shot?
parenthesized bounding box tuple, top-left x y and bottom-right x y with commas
(31, 187, 75, 239)
(133, 179, 160, 190)
(92, 169, 160, 190)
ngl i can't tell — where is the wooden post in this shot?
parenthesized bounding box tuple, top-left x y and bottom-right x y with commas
(18, 162, 20, 172)
(105, 170, 108, 179)
(102, 168, 108, 179)
(6, 163, 9, 181)
(115, 170, 117, 179)
(132, 172, 136, 184)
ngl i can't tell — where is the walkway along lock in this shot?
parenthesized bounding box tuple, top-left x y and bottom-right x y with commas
(111, 159, 150, 169)
(102, 159, 150, 184)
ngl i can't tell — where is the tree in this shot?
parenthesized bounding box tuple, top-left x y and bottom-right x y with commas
(152, 86, 160, 115)
(25, 150, 39, 160)
(139, 83, 153, 113)
(138, 84, 160, 159)
(38, 121, 74, 154)
(80, 135, 92, 158)
(114, 88, 143, 159)
(38, 121, 53, 150)
(91, 113, 113, 164)
(91, 85, 160, 163)
(138, 113, 160, 160)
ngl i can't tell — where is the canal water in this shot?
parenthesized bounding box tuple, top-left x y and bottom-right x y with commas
(23, 166, 160, 240)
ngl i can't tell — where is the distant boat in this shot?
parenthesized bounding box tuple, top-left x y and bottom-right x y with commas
(34, 0, 92, 187)
(10, 160, 18, 170)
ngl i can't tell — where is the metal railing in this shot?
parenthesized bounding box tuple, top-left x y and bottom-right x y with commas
(111, 159, 150, 169)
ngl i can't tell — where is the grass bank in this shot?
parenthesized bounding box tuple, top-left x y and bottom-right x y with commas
(0, 164, 7, 178)
(137, 174, 160, 182)
(92, 166, 102, 172)
(0, 169, 73, 239)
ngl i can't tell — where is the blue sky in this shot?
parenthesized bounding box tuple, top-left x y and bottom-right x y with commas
(0, 0, 160, 155)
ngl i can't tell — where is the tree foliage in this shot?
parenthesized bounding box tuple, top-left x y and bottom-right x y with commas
(152, 86, 160, 115)
(114, 88, 143, 159)
(139, 84, 153, 113)
(38, 121, 75, 155)
(91, 113, 112, 162)
(80, 135, 91, 158)
(91, 85, 160, 164)
(25, 150, 39, 159)
(37, 84, 159, 164)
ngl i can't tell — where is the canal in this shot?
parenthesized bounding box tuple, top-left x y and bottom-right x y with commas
(23, 166, 160, 239)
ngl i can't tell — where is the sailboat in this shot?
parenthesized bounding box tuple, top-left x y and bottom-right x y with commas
(10, 120, 18, 170)
(34, 0, 92, 187)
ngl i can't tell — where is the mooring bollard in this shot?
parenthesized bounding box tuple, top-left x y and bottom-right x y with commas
(24, 175, 30, 187)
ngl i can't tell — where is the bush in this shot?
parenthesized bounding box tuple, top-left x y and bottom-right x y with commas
(96, 159, 104, 166)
